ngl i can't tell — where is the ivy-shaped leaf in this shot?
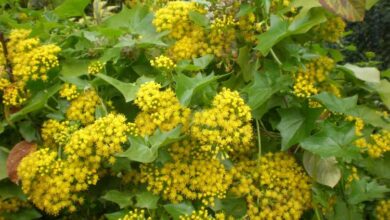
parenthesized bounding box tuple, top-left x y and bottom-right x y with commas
(135, 191, 160, 209)
(54, 0, 90, 18)
(164, 202, 194, 220)
(347, 178, 390, 204)
(319, 0, 366, 22)
(101, 190, 134, 209)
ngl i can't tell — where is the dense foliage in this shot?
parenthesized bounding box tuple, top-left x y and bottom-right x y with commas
(0, 0, 389, 219)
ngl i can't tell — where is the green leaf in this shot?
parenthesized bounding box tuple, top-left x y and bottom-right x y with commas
(331, 198, 363, 220)
(237, 46, 260, 82)
(164, 202, 194, 220)
(342, 63, 380, 83)
(96, 74, 152, 102)
(255, 8, 326, 55)
(192, 55, 214, 69)
(300, 122, 360, 159)
(100, 47, 122, 63)
(319, 0, 366, 22)
(277, 107, 321, 150)
(117, 127, 182, 163)
(135, 191, 160, 209)
(188, 11, 209, 27)
(236, 4, 255, 17)
(313, 92, 390, 129)
(0, 180, 26, 200)
(18, 121, 37, 142)
(369, 80, 390, 109)
(2, 208, 42, 220)
(347, 178, 390, 204)
(174, 73, 223, 106)
(60, 60, 88, 77)
(360, 154, 390, 179)
(303, 151, 341, 187)
(241, 68, 290, 111)
(0, 148, 8, 180)
(366, 0, 379, 9)
(54, 0, 90, 18)
(10, 84, 62, 121)
(104, 210, 129, 220)
(101, 190, 134, 209)
(213, 197, 247, 218)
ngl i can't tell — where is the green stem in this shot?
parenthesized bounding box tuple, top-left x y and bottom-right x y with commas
(314, 207, 323, 220)
(270, 48, 282, 66)
(256, 119, 262, 159)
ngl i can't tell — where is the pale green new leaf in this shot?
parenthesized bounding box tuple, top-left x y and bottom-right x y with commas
(342, 63, 380, 83)
(135, 191, 160, 209)
(303, 151, 341, 187)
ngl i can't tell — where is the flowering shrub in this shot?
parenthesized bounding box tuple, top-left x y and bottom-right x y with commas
(0, 0, 389, 220)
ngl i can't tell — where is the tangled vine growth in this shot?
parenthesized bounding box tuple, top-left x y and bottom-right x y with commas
(0, 0, 389, 220)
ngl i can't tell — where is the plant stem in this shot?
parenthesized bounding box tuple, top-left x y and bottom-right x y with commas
(314, 207, 323, 220)
(270, 48, 282, 66)
(256, 119, 262, 159)
(0, 32, 14, 82)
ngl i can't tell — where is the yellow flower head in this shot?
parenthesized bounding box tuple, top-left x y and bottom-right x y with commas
(375, 199, 390, 220)
(66, 89, 100, 125)
(150, 55, 176, 70)
(88, 61, 104, 75)
(119, 209, 151, 220)
(59, 83, 80, 101)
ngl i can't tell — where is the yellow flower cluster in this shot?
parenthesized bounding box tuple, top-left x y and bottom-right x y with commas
(0, 197, 29, 213)
(18, 113, 131, 215)
(119, 209, 151, 220)
(0, 29, 60, 106)
(8, 29, 61, 82)
(355, 130, 390, 158)
(141, 156, 232, 205)
(208, 15, 237, 57)
(314, 17, 346, 43)
(41, 119, 79, 147)
(66, 89, 100, 125)
(150, 55, 176, 70)
(231, 153, 312, 219)
(134, 82, 191, 136)
(60, 83, 80, 101)
(375, 199, 390, 220)
(191, 88, 253, 157)
(238, 13, 258, 43)
(346, 166, 359, 188)
(346, 116, 365, 136)
(179, 207, 228, 220)
(88, 61, 104, 75)
(293, 57, 335, 98)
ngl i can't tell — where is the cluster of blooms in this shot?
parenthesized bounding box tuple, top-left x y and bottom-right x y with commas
(18, 113, 131, 215)
(355, 129, 390, 158)
(0, 29, 60, 106)
(346, 116, 365, 136)
(375, 199, 390, 220)
(153, 1, 259, 61)
(134, 81, 191, 136)
(150, 55, 176, 70)
(66, 89, 100, 125)
(119, 209, 151, 220)
(88, 61, 104, 75)
(179, 207, 227, 220)
(313, 17, 346, 43)
(293, 56, 335, 98)
(41, 119, 80, 147)
(345, 165, 360, 188)
(230, 153, 312, 219)
(60, 83, 80, 101)
(191, 88, 253, 158)
(0, 197, 29, 214)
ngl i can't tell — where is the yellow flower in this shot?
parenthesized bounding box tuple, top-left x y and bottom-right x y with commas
(60, 83, 80, 101)
(41, 119, 79, 147)
(66, 90, 100, 125)
(375, 199, 390, 220)
(119, 209, 151, 220)
(355, 130, 390, 158)
(150, 55, 176, 70)
(88, 61, 104, 75)
(314, 17, 346, 43)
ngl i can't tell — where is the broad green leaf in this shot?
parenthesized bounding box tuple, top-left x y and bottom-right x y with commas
(100, 47, 122, 63)
(236, 4, 255, 17)
(213, 197, 247, 218)
(256, 8, 326, 55)
(135, 191, 160, 209)
(319, 0, 366, 21)
(277, 107, 321, 150)
(237, 46, 260, 82)
(18, 121, 37, 142)
(10, 84, 61, 121)
(331, 198, 363, 220)
(360, 154, 390, 179)
(164, 202, 194, 220)
(313, 92, 390, 129)
(96, 74, 152, 102)
(117, 127, 182, 163)
(300, 123, 360, 159)
(365, 0, 379, 9)
(193, 55, 214, 69)
(189, 11, 209, 27)
(369, 80, 390, 109)
(54, 0, 90, 18)
(174, 73, 223, 106)
(101, 190, 134, 209)
(104, 210, 129, 220)
(60, 60, 88, 77)
(342, 63, 380, 83)
(2, 208, 42, 220)
(0, 180, 26, 200)
(241, 69, 290, 111)
(347, 178, 390, 204)
(0, 148, 8, 180)
(303, 151, 341, 187)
